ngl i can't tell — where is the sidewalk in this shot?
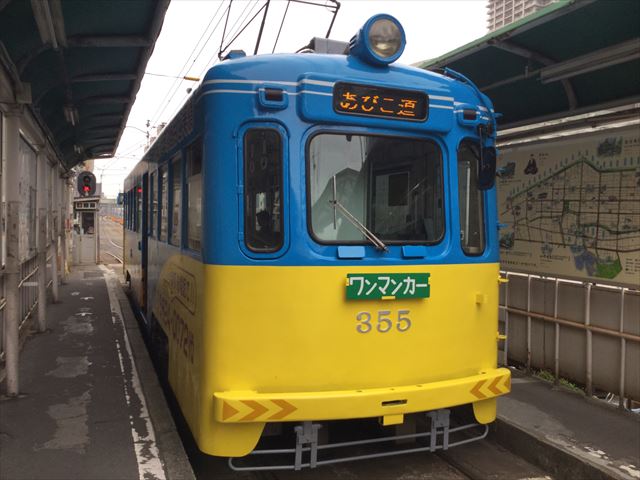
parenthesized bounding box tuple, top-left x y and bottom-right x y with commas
(495, 370, 640, 480)
(0, 265, 194, 480)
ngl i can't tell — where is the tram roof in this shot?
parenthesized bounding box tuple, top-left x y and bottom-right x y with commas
(416, 0, 640, 130)
(0, 0, 169, 168)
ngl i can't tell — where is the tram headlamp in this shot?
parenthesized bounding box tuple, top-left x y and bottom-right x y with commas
(350, 14, 405, 67)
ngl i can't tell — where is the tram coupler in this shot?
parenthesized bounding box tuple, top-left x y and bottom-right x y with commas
(294, 422, 322, 470)
(427, 409, 451, 452)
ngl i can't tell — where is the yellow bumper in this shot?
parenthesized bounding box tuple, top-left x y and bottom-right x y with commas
(214, 368, 510, 424)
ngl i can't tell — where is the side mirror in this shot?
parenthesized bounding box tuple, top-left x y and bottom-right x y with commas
(478, 146, 497, 190)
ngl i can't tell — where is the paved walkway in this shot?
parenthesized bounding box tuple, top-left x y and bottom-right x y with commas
(0, 265, 193, 480)
(496, 370, 640, 480)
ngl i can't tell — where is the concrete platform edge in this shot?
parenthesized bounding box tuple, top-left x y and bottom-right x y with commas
(491, 417, 624, 480)
(112, 274, 195, 480)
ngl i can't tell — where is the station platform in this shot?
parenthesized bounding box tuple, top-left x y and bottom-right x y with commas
(0, 265, 194, 480)
(494, 370, 640, 480)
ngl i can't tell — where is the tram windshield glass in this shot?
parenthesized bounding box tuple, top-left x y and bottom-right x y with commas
(309, 133, 443, 244)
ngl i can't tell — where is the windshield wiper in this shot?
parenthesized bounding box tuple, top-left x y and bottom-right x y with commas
(329, 175, 388, 252)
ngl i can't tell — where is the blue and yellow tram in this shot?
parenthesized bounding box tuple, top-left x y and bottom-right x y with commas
(124, 14, 510, 466)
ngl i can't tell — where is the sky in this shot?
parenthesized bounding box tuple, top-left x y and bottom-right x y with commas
(96, 0, 489, 197)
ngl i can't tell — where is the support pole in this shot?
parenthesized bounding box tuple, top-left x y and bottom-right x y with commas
(4, 110, 21, 396)
(36, 149, 47, 332)
(60, 178, 70, 283)
(50, 167, 60, 303)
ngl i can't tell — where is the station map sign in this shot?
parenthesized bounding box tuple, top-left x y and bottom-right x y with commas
(497, 126, 640, 288)
(333, 82, 428, 121)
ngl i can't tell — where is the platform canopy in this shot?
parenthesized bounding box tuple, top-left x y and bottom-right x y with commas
(417, 0, 640, 130)
(0, 0, 169, 168)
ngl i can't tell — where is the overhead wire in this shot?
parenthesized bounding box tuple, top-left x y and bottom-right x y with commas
(148, 1, 228, 127)
(218, 2, 268, 57)
(206, 0, 261, 72)
(272, 0, 290, 53)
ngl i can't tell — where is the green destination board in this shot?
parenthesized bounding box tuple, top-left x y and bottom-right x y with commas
(346, 273, 430, 300)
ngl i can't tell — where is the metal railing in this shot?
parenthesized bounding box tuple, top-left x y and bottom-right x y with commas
(0, 249, 55, 364)
(499, 270, 640, 406)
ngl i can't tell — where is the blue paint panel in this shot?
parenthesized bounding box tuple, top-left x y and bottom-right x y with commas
(337, 246, 366, 259)
(401, 246, 427, 259)
(127, 51, 499, 269)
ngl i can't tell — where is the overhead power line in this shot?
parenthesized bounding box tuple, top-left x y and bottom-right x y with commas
(148, 0, 228, 127)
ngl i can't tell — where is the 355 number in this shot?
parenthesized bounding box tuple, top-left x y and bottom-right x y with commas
(356, 310, 411, 334)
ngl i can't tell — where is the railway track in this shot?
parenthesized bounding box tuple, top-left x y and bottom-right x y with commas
(99, 215, 124, 265)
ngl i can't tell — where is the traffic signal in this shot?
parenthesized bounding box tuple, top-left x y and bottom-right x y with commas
(77, 171, 96, 197)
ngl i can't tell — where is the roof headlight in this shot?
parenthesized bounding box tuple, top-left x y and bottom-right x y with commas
(349, 14, 406, 67)
(368, 18, 403, 59)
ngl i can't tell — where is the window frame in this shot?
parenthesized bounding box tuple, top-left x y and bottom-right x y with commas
(185, 137, 203, 253)
(239, 123, 289, 259)
(169, 153, 183, 247)
(305, 129, 446, 247)
(457, 138, 487, 256)
(159, 164, 169, 242)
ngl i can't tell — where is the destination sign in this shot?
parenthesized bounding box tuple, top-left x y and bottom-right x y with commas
(333, 82, 428, 121)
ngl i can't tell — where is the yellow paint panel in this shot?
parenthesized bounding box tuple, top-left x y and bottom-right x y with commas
(214, 368, 510, 423)
(153, 260, 506, 457)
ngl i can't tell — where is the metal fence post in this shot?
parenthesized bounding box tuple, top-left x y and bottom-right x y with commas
(585, 282, 593, 397)
(526, 275, 532, 373)
(503, 272, 510, 366)
(619, 287, 627, 409)
(554, 278, 560, 385)
(3, 110, 21, 396)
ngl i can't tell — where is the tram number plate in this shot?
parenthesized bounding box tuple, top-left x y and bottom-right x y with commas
(346, 273, 430, 300)
(356, 310, 411, 334)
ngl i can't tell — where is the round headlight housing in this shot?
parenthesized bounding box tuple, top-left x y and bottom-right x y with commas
(368, 18, 403, 59)
(349, 14, 406, 66)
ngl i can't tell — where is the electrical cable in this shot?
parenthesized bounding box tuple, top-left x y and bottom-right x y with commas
(216, 0, 260, 60)
(200, 0, 261, 78)
(148, 1, 228, 126)
(272, 0, 290, 53)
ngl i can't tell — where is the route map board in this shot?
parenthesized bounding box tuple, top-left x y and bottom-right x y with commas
(497, 127, 640, 288)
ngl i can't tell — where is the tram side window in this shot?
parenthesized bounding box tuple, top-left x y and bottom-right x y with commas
(458, 140, 485, 255)
(244, 129, 283, 252)
(170, 155, 182, 246)
(135, 185, 142, 233)
(160, 165, 168, 242)
(186, 138, 203, 252)
(124, 192, 129, 229)
(149, 171, 156, 237)
(127, 190, 134, 230)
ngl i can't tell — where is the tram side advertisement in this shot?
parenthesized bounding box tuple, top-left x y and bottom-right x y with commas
(497, 126, 640, 288)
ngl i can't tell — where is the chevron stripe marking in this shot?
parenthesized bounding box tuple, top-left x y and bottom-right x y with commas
(470, 380, 487, 399)
(487, 377, 502, 395)
(269, 399, 297, 420)
(240, 400, 269, 421)
(222, 401, 239, 421)
(503, 375, 511, 392)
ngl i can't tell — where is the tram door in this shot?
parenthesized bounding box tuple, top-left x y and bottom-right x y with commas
(141, 173, 149, 313)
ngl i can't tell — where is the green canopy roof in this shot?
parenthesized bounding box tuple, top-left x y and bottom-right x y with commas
(0, 0, 169, 168)
(418, 0, 640, 129)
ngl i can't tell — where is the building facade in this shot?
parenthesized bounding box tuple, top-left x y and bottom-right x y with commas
(487, 0, 554, 31)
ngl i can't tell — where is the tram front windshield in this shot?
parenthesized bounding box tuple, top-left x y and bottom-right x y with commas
(309, 133, 444, 244)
